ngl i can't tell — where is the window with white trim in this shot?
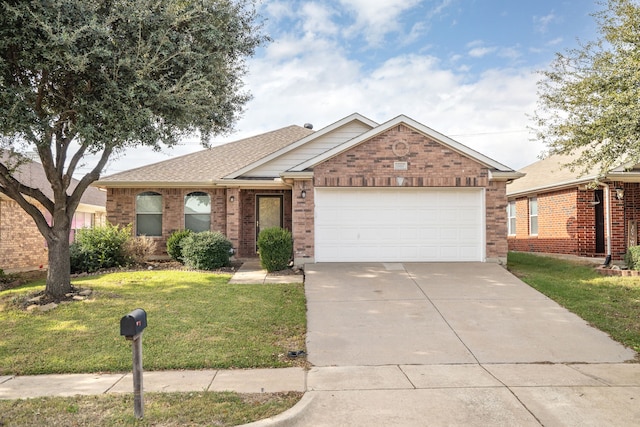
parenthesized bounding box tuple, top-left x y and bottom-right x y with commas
(529, 197, 538, 236)
(184, 191, 211, 232)
(507, 201, 516, 235)
(136, 192, 162, 236)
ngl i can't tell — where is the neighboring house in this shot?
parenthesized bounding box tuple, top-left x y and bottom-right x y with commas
(0, 155, 107, 272)
(94, 113, 522, 265)
(507, 151, 640, 261)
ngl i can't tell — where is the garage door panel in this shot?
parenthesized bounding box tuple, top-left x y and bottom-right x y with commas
(315, 188, 484, 262)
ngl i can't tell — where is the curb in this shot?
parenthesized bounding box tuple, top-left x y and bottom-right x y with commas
(242, 392, 315, 426)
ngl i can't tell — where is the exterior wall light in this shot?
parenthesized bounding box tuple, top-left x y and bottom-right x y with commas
(229, 195, 235, 202)
(301, 190, 306, 199)
(615, 187, 624, 200)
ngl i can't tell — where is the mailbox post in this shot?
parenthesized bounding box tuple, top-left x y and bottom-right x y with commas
(120, 308, 147, 419)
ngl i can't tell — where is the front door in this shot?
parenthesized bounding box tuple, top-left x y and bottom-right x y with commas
(256, 195, 283, 249)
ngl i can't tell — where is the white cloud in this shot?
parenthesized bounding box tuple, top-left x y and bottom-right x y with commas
(229, 48, 541, 170)
(264, 1, 295, 20)
(468, 46, 497, 58)
(338, 0, 424, 45)
(301, 2, 340, 36)
(534, 12, 557, 33)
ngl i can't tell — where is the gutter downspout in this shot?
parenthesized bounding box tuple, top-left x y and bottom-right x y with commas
(598, 183, 613, 265)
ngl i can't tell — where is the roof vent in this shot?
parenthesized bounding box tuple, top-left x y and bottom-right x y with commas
(304, 123, 313, 130)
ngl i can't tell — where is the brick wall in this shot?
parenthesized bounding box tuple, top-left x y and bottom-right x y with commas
(107, 187, 292, 258)
(508, 189, 580, 256)
(302, 124, 507, 261)
(107, 187, 227, 256)
(508, 183, 640, 260)
(0, 198, 48, 271)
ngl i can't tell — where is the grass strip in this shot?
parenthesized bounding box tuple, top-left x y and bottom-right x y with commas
(0, 391, 303, 426)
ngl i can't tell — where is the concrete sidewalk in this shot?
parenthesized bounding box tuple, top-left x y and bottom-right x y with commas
(270, 363, 640, 426)
(0, 368, 306, 400)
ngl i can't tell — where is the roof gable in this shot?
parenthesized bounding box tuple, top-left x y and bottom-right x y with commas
(290, 115, 515, 173)
(224, 113, 377, 178)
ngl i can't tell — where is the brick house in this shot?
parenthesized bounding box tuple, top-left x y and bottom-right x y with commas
(94, 114, 522, 265)
(507, 151, 640, 261)
(0, 157, 106, 272)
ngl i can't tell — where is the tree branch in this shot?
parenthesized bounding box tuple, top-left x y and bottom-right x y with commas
(68, 145, 113, 213)
(0, 167, 53, 239)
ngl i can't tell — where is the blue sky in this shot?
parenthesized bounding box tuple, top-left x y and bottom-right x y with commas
(103, 0, 600, 175)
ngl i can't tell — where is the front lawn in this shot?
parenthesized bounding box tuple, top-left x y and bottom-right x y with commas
(507, 252, 640, 355)
(0, 270, 306, 375)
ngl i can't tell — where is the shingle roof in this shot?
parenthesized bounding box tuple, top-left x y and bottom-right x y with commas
(0, 152, 106, 207)
(507, 151, 601, 196)
(96, 125, 314, 185)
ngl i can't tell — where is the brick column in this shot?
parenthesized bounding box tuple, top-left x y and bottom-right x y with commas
(292, 179, 314, 265)
(226, 188, 240, 253)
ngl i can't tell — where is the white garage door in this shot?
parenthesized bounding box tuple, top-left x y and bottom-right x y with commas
(314, 188, 485, 262)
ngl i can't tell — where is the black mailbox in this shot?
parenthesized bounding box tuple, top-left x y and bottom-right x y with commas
(120, 308, 147, 338)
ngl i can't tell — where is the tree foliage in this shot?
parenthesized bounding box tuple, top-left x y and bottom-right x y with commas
(533, 0, 640, 176)
(0, 0, 266, 297)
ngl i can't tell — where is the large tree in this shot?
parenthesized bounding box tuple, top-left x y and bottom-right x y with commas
(0, 0, 266, 298)
(533, 0, 640, 176)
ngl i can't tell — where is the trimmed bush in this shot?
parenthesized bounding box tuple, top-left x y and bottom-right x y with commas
(257, 227, 292, 272)
(625, 246, 640, 270)
(70, 223, 133, 273)
(181, 231, 232, 270)
(167, 229, 193, 263)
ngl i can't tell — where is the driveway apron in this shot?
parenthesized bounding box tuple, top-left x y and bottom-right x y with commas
(305, 262, 634, 367)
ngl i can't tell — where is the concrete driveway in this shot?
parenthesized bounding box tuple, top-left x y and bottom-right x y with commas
(292, 262, 640, 426)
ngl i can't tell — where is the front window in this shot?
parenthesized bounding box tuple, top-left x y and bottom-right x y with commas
(529, 197, 538, 236)
(136, 192, 162, 236)
(184, 192, 211, 232)
(507, 201, 516, 235)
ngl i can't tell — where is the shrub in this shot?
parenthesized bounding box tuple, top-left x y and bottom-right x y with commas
(181, 231, 232, 270)
(166, 229, 193, 263)
(70, 243, 99, 273)
(625, 246, 640, 270)
(70, 223, 133, 273)
(257, 227, 292, 272)
(125, 235, 157, 264)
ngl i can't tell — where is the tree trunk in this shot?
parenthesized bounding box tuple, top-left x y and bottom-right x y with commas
(46, 226, 72, 298)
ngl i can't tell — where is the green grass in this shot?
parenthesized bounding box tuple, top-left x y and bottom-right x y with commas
(507, 252, 640, 354)
(0, 391, 303, 427)
(0, 270, 306, 375)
